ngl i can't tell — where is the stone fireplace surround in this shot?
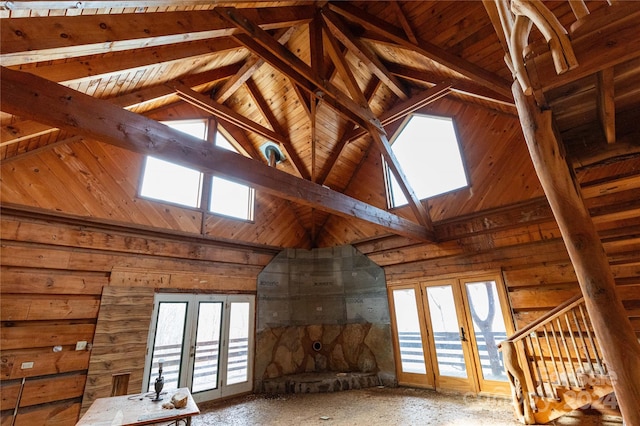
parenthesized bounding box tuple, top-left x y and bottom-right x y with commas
(255, 246, 396, 393)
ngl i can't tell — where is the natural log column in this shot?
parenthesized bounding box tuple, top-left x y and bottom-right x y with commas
(512, 81, 640, 424)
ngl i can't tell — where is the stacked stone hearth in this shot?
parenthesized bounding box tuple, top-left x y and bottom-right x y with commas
(255, 246, 395, 394)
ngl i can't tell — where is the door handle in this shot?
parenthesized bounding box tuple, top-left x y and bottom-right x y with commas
(460, 327, 467, 342)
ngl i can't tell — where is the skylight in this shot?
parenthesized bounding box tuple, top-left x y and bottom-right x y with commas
(386, 114, 468, 208)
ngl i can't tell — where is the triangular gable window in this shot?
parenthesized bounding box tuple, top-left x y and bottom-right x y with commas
(386, 114, 468, 208)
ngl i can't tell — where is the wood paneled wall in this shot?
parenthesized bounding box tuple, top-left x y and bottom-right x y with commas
(356, 156, 640, 338)
(0, 209, 275, 425)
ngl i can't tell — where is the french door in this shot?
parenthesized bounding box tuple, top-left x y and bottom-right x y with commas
(143, 293, 255, 403)
(389, 272, 514, 395)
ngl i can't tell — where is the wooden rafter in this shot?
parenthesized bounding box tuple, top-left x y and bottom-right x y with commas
(346, 82, 453, 143)
(321, 7, 409, 101)
(1, 66, 434, 242)
(317, 78, 382, 186)
(391, 1, 418, 45)
(318, 11, 430, 229)
(215, 6, 385, 135)
(0, 6, 314, 65)
(244, 78, 310, 179)
(384, 63, 516, 110)
(214, 27, 296, 104)
(597, 68, 616, 144)
(5, 37, 241, 84)
(2, 65, 242, 148)
(169, 83, 289, 149)
(328, 2, 512, 100)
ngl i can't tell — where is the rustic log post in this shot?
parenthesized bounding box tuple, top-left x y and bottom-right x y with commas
(501, 341, 536, 424)
(512, 80, 640, 425)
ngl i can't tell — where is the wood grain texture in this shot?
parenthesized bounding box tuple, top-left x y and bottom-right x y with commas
(81, 286, 154, 415)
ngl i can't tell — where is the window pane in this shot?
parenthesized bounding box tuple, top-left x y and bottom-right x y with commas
(389, 115, 467, 206)
(192, 302, 223, 393)
(426, 286, 467, 378)
(210, 176, 253, 220)
(140, 120, 206, 208)
(148, 302, 187, 392)
(140, 157, 202, 207)
(466, 281, 508, 382)
(392, 289, 427, 374)
(226, 302, 251, 385)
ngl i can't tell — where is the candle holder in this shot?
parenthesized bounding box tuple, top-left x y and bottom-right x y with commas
(152, 361, 164, 402)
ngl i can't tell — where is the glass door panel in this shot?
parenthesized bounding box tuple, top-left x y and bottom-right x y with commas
(425, 286, 468, 379)
(192, 302, 223, 393)
(392, 289, 427, 374)
(389, 287, 434, 388)
(147, 302, 187, 392)
(226, 302, 250, 385)
(464, 279, 512, 394)
(144, 294, 255, 403)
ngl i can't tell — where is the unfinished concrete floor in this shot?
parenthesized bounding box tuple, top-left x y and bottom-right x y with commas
(194, 387, 623, 426)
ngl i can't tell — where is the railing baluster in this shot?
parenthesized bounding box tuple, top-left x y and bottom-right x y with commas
(564, 311, 581, 386)
(533, 331, 555, 398)
(579, 304, 605, 375)
(527, 334, 546, 398)
(542, 325, 561, 388)
(521, 339, 538, 398)
(571, 308, 595, 374)
(549, 320, 569, 387)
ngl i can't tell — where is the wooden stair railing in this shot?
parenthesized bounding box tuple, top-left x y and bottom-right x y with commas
(500, 295, 617, 424)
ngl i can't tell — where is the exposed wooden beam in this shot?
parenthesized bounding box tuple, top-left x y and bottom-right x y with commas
(319, 13, 429, 229)
(2, 65, 242, 148)
(317, 78, 382, 186)
(244, 78, 310, 180)
(169, 82, 290, 149)
(215, 6, 385, 135)
(216, 118, 264, 161)
(1, 6, 314, 65)
(321, 19, 368, 105)
(1, 66, 433, 242)
(597, 68, 616, 144)
(526, 4, 640, 92)
(391, 1, 418, 45)
(384, 62, 515, 109)
(347, 82, 453, 143)
(5, 37, 241, 83)
(309, 11, 326, 82)
(214, 27, 296, 104)
(328, 2, 513, 100)
(321, 7, 409, 101)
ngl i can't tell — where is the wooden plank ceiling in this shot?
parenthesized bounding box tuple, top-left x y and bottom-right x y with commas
(1, 1, 639, 246)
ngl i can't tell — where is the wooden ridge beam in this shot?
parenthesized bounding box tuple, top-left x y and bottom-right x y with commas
(328, 2, 512, 100)
(1, 66, 434, 242)
(0, 6, 314, 65)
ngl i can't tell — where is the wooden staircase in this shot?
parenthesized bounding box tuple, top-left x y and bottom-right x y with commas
(500, 296, 621, 424)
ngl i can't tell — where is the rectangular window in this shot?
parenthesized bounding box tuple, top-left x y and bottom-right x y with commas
(139, 120, 254, 221)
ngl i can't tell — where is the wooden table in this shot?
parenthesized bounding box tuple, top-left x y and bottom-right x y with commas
(76, 387, 200, 426)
